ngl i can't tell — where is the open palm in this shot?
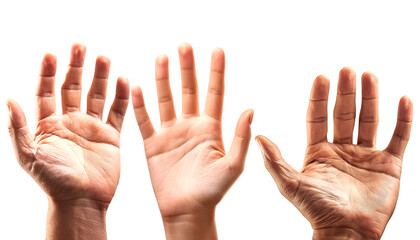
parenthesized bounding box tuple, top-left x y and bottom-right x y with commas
(8, 44, 130, 206)
(132, 43, 253, 218)
(256, 68, 413, 239)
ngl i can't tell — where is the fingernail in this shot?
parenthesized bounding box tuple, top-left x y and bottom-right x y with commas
(248, 109, 254, 125)
(255, 138, 269, 163)
(255, 137, 263, 151)
(6, 101, 13, 122)
(6, 101, 11, 113)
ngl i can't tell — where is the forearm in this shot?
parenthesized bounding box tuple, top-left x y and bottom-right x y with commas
(162, 208, 218, 240)
(313, 227, 379, 240)
(46, 198, 109, 240)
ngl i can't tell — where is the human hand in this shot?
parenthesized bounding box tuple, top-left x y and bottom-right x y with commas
(7, 44, 130, 239)
(132, 43, 253, 240)
(256, 68, 413, 240)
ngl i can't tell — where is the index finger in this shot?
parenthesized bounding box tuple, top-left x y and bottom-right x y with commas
(204, 48, 225, 120)
(36, 53, 57, 121)
(385, 96, 413, 159)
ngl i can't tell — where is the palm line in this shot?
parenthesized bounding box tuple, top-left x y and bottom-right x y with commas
(305, 144, 400, 180)
(35, 125, 120, 150)
(147, 124, 222, 162)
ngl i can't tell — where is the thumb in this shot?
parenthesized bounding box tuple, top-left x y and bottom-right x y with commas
(225, 109, 254, 175)
(7, 99, 36, 169)
(255, 135, 300, 200)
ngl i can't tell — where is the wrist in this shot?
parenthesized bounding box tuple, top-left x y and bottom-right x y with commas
(313, 227, 380, 240)
(162, 208, 218, 240)
(47, 198, 108, 240)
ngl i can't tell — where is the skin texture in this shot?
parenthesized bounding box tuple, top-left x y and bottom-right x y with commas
(7, 43, 130, 240)
(256, 68, 413, 240)
(132, 43, 253, 240)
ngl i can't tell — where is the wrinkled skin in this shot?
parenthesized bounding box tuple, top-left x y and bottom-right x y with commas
(298, 143, 399, 236)
(256, 68, 413, 239)
(28, 113, 121, 203)
(132, 43, 253, 218)
(8, 44, 130, 208)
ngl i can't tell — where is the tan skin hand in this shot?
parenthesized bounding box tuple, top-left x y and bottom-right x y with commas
(8, 44, 130, 208)
(256, 68, 413, 240)
(132, 43, 253, 239)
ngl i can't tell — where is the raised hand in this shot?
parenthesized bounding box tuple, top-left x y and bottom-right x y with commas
(132, 43, 253, 240)
(256, 68, 413, 240)
(7, 44, 130, 240)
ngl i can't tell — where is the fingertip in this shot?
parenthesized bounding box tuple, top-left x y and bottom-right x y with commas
(311, 75, 330, 99)
(96, 55, 111, 67)
(211, 48, 225, 72)
(41, 54, 57, 76)
(255, 135, 279, 172)
(178, 42, 193, 56)
(314, 74, 330, 86)
(240, 109, 254, 124)
(156, 54, 169, 65)
(339, 67, 356, 79)
(338, 67, 356, 94)
(6, 98, 14, 116)
(6, 99, 26, 128)
(43, 53, 57, 64)
(131, 85, 145, 108)
(255, 135, 265, 146)
(155, 55, 169, 80)
(234, 109, 253, 139)
(254, 135, 281, 162)
(212, 47, 225, 56)
(362, 72, 378, 85)
(339, 67, 355, 75)
(131, 85, 142, 95)
(118, 76, 129, 85)
(71, 42, 87, 53)
(255, 135, 272, 146)
(94, 55, 111, 78)
(361, 71, 378, 97)
(239, 108, 254, 124)
(6, 98, 20, 111)
(7, 99, 14, 120)
(362, 71, 377, 82)
(361, 72, 378, 88)
(116, 77, 130, 99)
(178, 43, 195, 69)
(70, 43, 87, 67)
(400, 95, 413, 105)
(398, 96, 413, 121)
(248, 109, 254, 125)
(6, 98, 13, 107)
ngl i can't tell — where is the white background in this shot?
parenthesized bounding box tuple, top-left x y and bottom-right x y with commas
(0, 0, 419, 239)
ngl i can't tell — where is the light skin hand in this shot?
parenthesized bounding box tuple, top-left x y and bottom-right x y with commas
(132, 43, 253, 240)
(7, 44, 130, 240)
(256, 68, 413, 240)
